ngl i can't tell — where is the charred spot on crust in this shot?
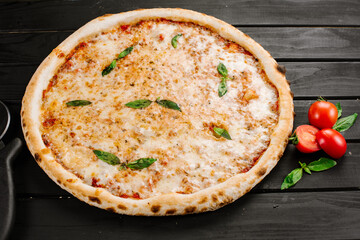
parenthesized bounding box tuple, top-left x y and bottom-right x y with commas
(256, 168, 267, 177)
(117, 204, 127, 210)
(25, 131, 29, 137)
(66, 179, 74, 183)
(34, 153, 41, 163)
(212, 194, 218, 203)
(21, 110, 24, 116)
(199, 207, 208, 212)
(276, 64, 286, 74)
(106, 207, 115, 213)
(198, 196, 208, 204)
(88, 196, 101, 204)
(219, 199, 232, 207)
(151, 205, 161, 213)
(185, 206, 196, 214)
(22, 122, 26, 128)
(290, 91, 294, 98)
(165, 209, 177, 215)
(57, 180, 61, 184)
(218, 191, 224, 197)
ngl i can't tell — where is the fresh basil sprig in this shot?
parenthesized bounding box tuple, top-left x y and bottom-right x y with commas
(156, 98, 181, 112)
(93, 150, 157, 170)
(336, 102, 342, 118)
(281, 158, 337, 190)
(102, 46, 133, 76)
(171, 34, 182, 48)
(125, 99, 152, 109)
(213, 127, 232, 140)
(217, 63, 229, 97)
(66, 100, 92, 106)
(333, 113, 358, 132)
(93, 150, 120, 165)
(126, 158, 157, 170)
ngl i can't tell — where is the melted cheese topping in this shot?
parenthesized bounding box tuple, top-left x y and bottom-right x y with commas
(41, 20, 279, 199)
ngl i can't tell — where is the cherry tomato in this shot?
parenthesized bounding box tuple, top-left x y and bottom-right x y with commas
(308, 100, 338, 129)
(316, 128, 347, 159)
(290, 125, 321, 153)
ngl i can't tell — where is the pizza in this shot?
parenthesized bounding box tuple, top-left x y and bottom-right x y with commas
(21, 8, 293, 215)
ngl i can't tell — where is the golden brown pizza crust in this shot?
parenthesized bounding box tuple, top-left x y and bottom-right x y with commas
(21, 8, 293, 215)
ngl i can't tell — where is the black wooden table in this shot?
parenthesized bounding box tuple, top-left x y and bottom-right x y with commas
(1, 1, 360, 239)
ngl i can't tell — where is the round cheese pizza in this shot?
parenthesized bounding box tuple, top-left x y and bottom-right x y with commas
(21, 8, 293, 215)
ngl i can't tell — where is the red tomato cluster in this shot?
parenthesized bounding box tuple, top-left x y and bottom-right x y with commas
(292, 100, 346, 159)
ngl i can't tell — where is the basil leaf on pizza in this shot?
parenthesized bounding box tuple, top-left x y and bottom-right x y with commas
(66, 100, 92, 106)
(171, 34, 182, 48)
(218, 77, 227, 97)
(102, 60, 117, 76)
(21, 9, 293, 215)
(126, 158, 157, 170)
(93, 150, 121, 165)
(117, 46, 133, 59)
(155, 98, 181, 112)
(125, 99, 152, 109)
(213, 127, 232, 140)
(217, 63, 228, 78)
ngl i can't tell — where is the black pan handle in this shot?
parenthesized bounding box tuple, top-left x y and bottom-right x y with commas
(0, 138, 22, 240)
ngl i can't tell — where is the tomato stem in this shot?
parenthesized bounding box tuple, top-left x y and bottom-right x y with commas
(289, 132, 299, 145)
(317, 96, 327, 102)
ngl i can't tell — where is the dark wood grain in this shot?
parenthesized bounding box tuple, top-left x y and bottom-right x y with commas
(2, 62, 360, 100)
(1, 0, 360, 31)
(1, 28, 360, 66)
(11, 191, 360, 239)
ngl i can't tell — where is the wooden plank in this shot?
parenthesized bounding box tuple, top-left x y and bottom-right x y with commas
(0, 0, 360, 31)
(1, 62, 360, 100)
(3, 100, 359, 195)
(11, 191, 360, 239)
(1, 28, 360, 66)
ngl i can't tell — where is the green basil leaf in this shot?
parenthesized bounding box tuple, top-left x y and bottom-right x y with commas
(125, 99, 152, 109)
(217, 63, 228, 78)
(218, 77, 228, 97)
(93, 150, 120, 165)
(213, 127, 232, 140)
(171, 34, 182, 48)
(66, 100, 92, 107)
(102, 59, 117, 76)
(333, 113, 358, 132)
(156, 98, 181, 112)
(281, 168, 303, 190)
(126, 158, 157, 170)
(307, 157, 337, 172)
(289, 131, 299, 145)
(304, 167, 312, 175)
(299, 161, 307, 169)
(336, 102, 342, 118)
(118, 163, 127, 170)
(117, 46, 133, 59)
